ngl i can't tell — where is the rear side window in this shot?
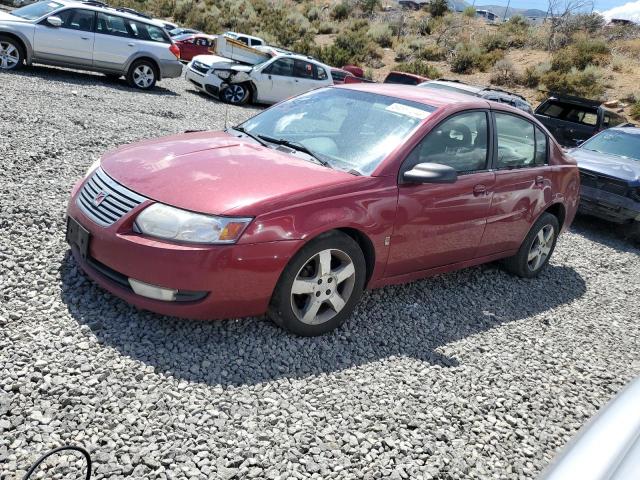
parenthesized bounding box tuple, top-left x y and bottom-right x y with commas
(96, 13, 129, 37)
(293, 60, 314, 79)
(495, 113, 535, 169)
(331, 70, 346, 82)
(603, 112, 625, 128)
(537, 101, 598, 126)
(129, 20, 170, 43)
(315, 65, 328, 81)
(534, 126, 548, 165)
(250, 38, 262, 46)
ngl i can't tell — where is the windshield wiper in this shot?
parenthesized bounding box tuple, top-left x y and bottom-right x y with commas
(257, 135, 332, 169)
(229, 126, 270, 148)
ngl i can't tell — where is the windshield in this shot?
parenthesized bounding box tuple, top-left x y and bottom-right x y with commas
(11, 1, 63, 20)
(240, 88, 435, 175)
(581, 129, 640, 161)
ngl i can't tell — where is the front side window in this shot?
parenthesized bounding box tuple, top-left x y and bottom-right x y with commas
(496, 113, 536, 169)
(56, 9, 94, 32)
(315, 65, 328, 81)
(13, 1, 63, 20)
(265, 58, 294, 77)
(406, 111, 489, 173)
(240, 88, 435, 175)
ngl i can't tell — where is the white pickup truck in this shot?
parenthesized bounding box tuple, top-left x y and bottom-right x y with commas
(185, 38, 333, 105)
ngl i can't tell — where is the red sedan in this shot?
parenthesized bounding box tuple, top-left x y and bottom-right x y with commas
(66, 84, 579, 336)
(174, 34, 216, 62)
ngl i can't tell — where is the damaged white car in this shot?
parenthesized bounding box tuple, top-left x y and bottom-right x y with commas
(185, 52, 333, 105)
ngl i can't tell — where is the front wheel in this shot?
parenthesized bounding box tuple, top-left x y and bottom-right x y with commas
(269, 232, 366, 336)
(0, 36, 24, 71)
(220, 83, 250, 105)
(503, 212, 560, 278)
(126, 60, 157, 90)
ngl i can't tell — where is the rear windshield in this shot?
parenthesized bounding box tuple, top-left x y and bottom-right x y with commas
(12, 1, 63, 19)
(580, 129, 640, 161)
(385, 73, 420, 85)
(537, 101, 598, 126)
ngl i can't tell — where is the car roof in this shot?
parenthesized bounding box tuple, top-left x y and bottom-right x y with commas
(272, 53, 330, 68)
(56, 1, 165, 26)
(422, 80, 483, 94)
(337, 83, 489, 109)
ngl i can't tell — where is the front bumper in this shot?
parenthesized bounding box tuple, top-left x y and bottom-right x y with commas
(578, 185, 640, 223)
(159, 59, 183, 79)
(66, 181, 301, 320)
(185, 67, 222, 97)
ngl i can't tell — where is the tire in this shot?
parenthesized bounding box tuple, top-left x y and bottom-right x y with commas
(126, 60, 157, 90)
(269, 231, 366, 336)
(626, 221, 640, 243)
(503, 212, 560, 278)
(0, 35, 25, 71)
(220, 83, 250, 105)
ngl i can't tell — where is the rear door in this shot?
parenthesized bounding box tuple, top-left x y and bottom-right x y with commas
(33, 8, 95, 67)
(386, 110, 496, 276)
(93, 12, 134, 70)
(478, 111, 552, 255)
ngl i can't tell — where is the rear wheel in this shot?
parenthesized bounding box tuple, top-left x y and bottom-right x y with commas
(626, 221, 640, 243)
(0, 36, 24, 71)
(503, 212, 560, 278)
(269, 232, 366, 336)
(220, 83, 250, 105)
(126, 60, 157, 90)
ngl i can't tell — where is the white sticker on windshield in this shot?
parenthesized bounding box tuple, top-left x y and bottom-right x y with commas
(386, 103, 431, 120)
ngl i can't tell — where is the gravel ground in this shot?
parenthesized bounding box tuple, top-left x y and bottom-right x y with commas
(1, 65, 639, 480)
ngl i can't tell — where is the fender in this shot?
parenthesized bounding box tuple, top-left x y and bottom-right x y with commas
(0, 27, 34, 63)
(123, 51, 162, 78)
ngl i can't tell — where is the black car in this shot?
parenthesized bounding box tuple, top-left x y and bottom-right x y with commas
(534, 94, 628, 148)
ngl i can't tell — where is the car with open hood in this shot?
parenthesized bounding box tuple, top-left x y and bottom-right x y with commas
(65, 84, 579, 336)
(568, 126, 640, 240)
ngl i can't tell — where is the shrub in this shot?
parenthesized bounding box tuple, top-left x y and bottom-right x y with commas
(315, 29, 381, 67)
(490, 59, 518, 86)
(361, 0, 381, 15)
(450, 43, 482, 73)
(551, 37, 610, 72)
(481, 32, 509, 52)
(463, 6, 476, 17)
(394, 61, 441, 79)
(631, 101, 640, 120)
(417, 44, 446, 61)
(428, 0, 449, 18)
(332, 1, 351, 20)
(497, 15, 529, 48)
(305, 6, 321, 21)
(521, 65, 541, 88)
(395, 45, 412, 62)
(368, 24, 393, 48)
(540, 65, 606, 99)
(317, 21, 337, 34)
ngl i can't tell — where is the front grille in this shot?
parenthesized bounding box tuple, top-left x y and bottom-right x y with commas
(190, 61, 209, 75)
(579, 169, 630, 197)
(77, 167, 147, 227)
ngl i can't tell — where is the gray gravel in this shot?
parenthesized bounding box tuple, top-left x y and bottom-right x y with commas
(1, 65, 639, 480)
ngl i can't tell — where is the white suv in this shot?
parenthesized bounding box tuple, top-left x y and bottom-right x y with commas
(0, 0, 183, 89)
(185, 53, 333, 105)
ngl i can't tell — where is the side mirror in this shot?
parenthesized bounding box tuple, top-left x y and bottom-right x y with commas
(403, 162, 457, 184)
(47, 16, 63, 27)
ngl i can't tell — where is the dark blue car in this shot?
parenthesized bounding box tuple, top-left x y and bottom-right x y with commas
(568, 127, 640, 240)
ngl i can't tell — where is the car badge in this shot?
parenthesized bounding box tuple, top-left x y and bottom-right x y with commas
(94, 191, 108, 207)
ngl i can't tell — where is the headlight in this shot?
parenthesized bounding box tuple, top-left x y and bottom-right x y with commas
(214, 69, 231, 80)
(135, 203, 252, 244)
(84, 159, 101, 178)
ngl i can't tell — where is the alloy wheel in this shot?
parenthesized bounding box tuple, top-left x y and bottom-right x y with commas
(133, 65, 154, 88)
(527, 224, 555, 271)
(223, 84, 246, 104)
(290, 249, 356, 325)
(0, 41, 19, 70)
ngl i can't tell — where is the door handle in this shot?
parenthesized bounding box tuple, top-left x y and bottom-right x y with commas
(473, 184, 487, 196)
(128, 42, 135, 47)
(81, 36, 90, 40)
(535, 175, 545, 186)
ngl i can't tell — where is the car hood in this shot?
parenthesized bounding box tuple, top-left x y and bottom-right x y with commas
(191, 54, 234, 68)
(569, 148, 640, 184)
(100, 131, 357, 216)
(0, 12, 29, 22)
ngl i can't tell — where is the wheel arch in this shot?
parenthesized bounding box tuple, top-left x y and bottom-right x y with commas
(125, 55, 161, 79)
(543, 202, 566, 231)
(0, 31, 30, 63)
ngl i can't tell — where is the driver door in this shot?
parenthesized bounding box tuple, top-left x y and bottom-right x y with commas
(33, 8, 96, 67)
(386, 110, 496, 277)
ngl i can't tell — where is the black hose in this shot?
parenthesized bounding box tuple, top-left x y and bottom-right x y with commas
(22, 445, 91, 480)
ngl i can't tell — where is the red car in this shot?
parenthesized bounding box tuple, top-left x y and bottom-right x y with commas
(384, 71, 430, 85)
(66, 84, 579, 336)
(174, 34, 216, 62)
